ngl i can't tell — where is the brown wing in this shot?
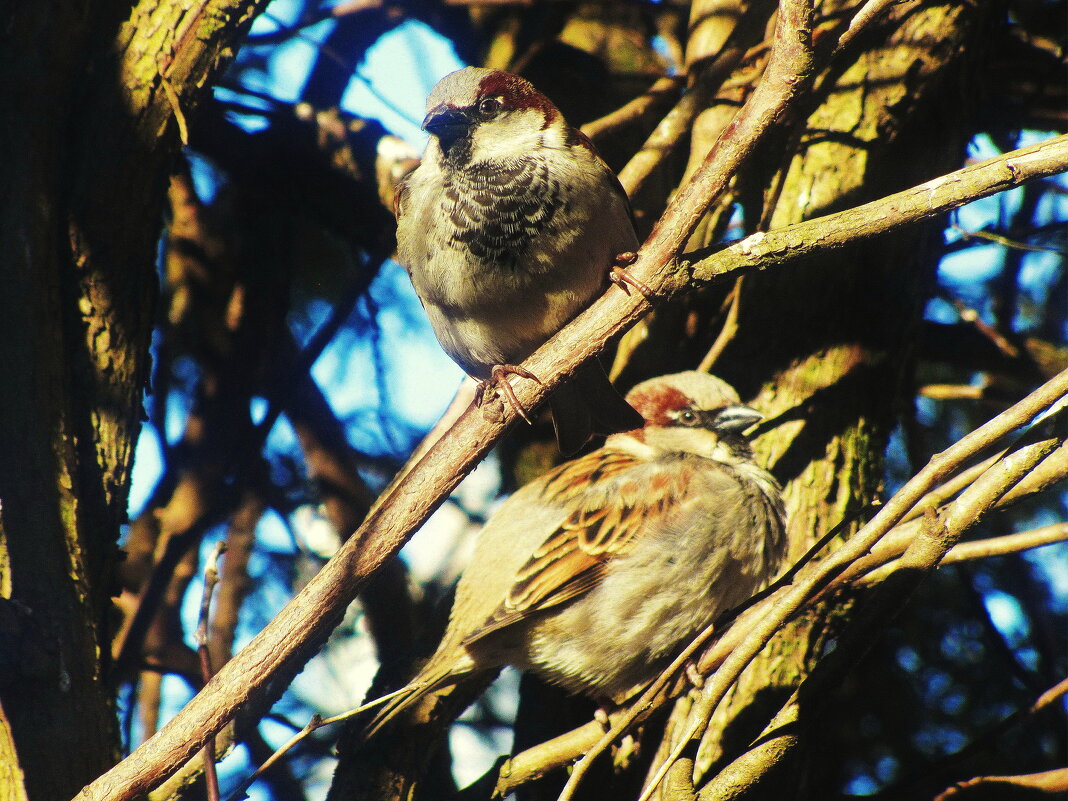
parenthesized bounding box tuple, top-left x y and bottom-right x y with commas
(461, 449, 691, 646)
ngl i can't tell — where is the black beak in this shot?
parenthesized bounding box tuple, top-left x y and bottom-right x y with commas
(711, 404, 764, 434)
(423, 106, 474, 151)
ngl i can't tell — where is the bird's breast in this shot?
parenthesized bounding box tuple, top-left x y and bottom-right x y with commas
(441, 156, 567, 273)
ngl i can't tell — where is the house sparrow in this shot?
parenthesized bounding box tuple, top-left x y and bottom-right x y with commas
(395, 66, 646, 454)
(364, 371, 787, 736)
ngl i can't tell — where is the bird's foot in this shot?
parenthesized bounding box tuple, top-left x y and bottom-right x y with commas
(476, 364, 542, 425)
(593, 706, 612, 732)
(613, 733, 641, 770)
(686, 663, 705, 690)
(609, 252, 653, 298)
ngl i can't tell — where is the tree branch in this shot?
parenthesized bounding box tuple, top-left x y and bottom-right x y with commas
(682, 134, 1068, 284)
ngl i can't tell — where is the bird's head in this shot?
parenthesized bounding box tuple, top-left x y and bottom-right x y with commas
(611, 371, 765, 464)
(421, 67, 569, 167)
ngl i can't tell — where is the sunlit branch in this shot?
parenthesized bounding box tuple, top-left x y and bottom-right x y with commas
(582, 76, 684, 142)
(934, 522, 1068, 565)
(834, 0, 904, 53)
(682, 135, 1068, 285)
(224, 685, 415, 801)
(838, 439, 1068, 589)
(861, 516, 1068, 585)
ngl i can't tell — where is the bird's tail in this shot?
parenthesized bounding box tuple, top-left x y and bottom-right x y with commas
(360, 670, 453, 740)
(549, 361, 643, 455)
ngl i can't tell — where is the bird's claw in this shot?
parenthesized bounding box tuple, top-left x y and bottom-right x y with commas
(609, 253, 653, 298)
(476, 364, 542, 425)
(594, 707, 612, 732)
(686, 663, 705, 690)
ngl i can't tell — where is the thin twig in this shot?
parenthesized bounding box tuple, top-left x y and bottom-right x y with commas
(697, 276, 744, 371)
(834, 0, 902, 54)
(918, 383, 992, 401)
(950, 223, 1067, 255)
(226, 715, 321, 801)
(196, 542, 227, 801)
(944, 290, 1021, 358)
(581, 76, 685, 142)
(830, 431, 1067, 593)
(896, 451, 1005, 525)
(862, 522, 1068, 585)
(224, 686, 416, 801)
(942, 523, 1068, 564)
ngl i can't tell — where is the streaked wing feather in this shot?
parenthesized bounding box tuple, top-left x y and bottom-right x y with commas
(462, 449, 692, 648)
(460, 566, 606, 645)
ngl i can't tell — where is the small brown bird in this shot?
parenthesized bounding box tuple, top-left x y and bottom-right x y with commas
(365, 371, 788, 737)
(395, 66, 645, 454)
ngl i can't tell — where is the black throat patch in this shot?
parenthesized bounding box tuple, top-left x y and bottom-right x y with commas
(443, 156, 564, 272)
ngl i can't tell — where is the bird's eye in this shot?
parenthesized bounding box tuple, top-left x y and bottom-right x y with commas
(477, 97, 502, 117)
(677, 409, 699, 426)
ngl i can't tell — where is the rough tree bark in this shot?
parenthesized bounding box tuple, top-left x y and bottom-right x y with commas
(0, 2, 267, 798)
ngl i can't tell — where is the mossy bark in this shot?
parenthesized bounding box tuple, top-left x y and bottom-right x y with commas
(0, 2, 266, 798)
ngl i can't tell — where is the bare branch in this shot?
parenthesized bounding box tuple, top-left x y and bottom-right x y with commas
(684, 135, 1068, 284)
(195, 543, 227, 801)
(834, 0, 904, 54)
(840, 439, 1068, 589)
(582, 76, 685, 142)
(872, 522, 1068, 577)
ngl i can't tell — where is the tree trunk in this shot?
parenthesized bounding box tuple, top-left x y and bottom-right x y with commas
(0, 2, 266, 797)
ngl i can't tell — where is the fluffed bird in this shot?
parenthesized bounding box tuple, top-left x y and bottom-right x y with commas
(364, 371, 787, 737)
(395, 66, 646, 454)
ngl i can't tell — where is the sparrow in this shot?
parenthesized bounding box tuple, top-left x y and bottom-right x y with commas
(364, 371, 788, 737)
(395, 66, 646, 454)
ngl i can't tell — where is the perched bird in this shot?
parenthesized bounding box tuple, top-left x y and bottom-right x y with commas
(395, 66, 645, 454)
(365, 371, 788, 737)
